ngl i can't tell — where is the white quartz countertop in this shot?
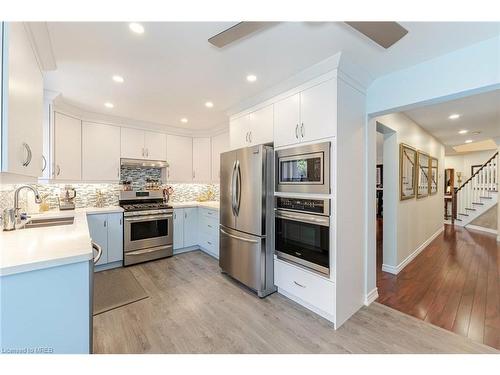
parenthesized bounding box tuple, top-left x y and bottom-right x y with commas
(0, 206, 123, 277)
(170, 201, 219, 210)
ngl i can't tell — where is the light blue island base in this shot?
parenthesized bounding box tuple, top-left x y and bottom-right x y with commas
(1, 260, 92, 354)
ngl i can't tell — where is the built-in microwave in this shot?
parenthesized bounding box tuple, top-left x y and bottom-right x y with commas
(275, 196, 330, 275)
(275, 142, 331, 194)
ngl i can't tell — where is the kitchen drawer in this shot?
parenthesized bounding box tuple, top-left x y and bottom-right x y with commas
(199, 207, 219, 220)
(198, 213, 218, 236)
(199, 231, 219, 258)
(274, 259, 335, 317)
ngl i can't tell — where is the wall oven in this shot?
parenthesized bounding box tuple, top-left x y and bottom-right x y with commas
(275, 197, 330, 275)
(275, 141, 331, 194)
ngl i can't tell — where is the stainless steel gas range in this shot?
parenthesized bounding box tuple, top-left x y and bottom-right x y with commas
(119, 191, 173, 266)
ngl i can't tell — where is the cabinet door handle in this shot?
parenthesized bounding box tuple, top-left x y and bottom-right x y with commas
(146, 148, 149, 157)
(245, 132, 249, 142)
(56, 164, 61, 176)
(208, 224, 212, 228)
(294, 281, 306, 288)
(184, 212, 187, 219)
(22, 143, 32, 167)
(104, 220, 107, 227)
(41, 155, 47, 172)
(193, 171, 195, 179)
(301, 123, 304, 138)
(117, 167, 120, 178)
(295, 124, 299, 139)
(249, 131, 252, 143)
(174, 212, 176, 219)
(207, 241, 212, 245)
(119, 218, 122, 225)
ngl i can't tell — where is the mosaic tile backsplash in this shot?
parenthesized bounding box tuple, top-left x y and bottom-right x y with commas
(1, 168, 219, 213)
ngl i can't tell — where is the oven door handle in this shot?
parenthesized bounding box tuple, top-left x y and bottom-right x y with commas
(125, 214, 173, 222)
(275, 210, 330, 227)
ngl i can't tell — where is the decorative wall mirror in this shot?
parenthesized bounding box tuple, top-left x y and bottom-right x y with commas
(416, 151, 430, 199)
(399, 144, 416, 200)
(430, 157, 438, 195)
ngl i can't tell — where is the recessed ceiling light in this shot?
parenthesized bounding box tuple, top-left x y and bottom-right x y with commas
(465, 139, 473, 144)
(458, 130, 468, 134)
(112, 75, 124, 83)
(246, 74, 257, 82)
(104, 102, 114, 109)
(472, 131, 481, 135)
(180, 118, 188, 123)
(205, 101, 214, 108)
(129, 23, 144, 34)
(448, 114, 460, 120)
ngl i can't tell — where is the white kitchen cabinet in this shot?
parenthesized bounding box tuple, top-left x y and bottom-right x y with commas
(1, 22, 43, 178)
(192, 137, 211, 182)
(120, 128, 166, 160)
(229, 105, 273, 150)
(53, 112, 82, 180)
(274, 79, 337, 147)
(166, 134, 193, 182)
(173, 209, 184, 250)
(198, 208, 220, 259)
(211, 131, 229, 182)
(144, 131, 166, 160)
(87, 212, 123, 269)
(183, 208, 198, 247)
(82, 122, 121, 181)
(120, 127, 145, 159)
(300, 79, 337, 143)
(274, 93, 301, 147)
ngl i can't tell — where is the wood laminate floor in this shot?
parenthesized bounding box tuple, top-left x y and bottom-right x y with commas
(93, 250, 497, 354)
(377, 219, 500, 350)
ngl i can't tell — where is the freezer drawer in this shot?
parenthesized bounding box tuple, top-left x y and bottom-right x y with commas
(219, 225, 264, 292)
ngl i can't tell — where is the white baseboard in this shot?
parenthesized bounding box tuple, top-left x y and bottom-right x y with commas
(466, 224, 498, 235)
(364, 288, 379, 305)
(382, 226, 444, 275)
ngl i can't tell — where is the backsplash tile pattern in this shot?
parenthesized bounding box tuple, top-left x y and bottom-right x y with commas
(120, 166, 162, 191)
(0, 182, 219, 213)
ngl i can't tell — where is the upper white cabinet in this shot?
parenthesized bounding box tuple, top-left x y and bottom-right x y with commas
(1, 22, 43, 178)
(166, 135, 193, 182)
(121, 128, 166, 160)
(211, 131, 229, 182)
(274, 79, 337, 147)
(192, 137, 211, 182)
(144, 131, 166, 160)
(229, 104, 273, 150)
(82, 121, 121, 181)
(54, 112, 81, 180)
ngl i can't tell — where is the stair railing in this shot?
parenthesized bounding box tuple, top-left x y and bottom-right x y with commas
(453, 151, 498, 221)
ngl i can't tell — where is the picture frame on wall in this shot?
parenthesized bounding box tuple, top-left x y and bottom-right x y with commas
(399, 144, 416, 200)
(430, 157, 438, 195)
(416, 151, 430, 199)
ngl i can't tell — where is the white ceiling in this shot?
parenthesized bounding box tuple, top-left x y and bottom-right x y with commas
(403, 89, 500, 154)
(43, 22, 500, 130)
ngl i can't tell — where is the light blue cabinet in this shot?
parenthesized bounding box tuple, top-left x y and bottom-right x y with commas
(87, 212, 123, 270)
(183, 208, 198, 247)
(173, 209, 184, 250)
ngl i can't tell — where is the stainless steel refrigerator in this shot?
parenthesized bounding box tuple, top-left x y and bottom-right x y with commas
(219, 144, 276, 297)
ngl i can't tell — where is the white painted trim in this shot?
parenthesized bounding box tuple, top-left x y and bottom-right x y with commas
(382, 226, 444, 275)
(364, 288, 379, 306)
(466, 224, 498, 235)
(277, 287, 336, 327)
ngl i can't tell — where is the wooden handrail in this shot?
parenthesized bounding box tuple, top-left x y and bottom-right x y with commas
(456, 151, 498, 193)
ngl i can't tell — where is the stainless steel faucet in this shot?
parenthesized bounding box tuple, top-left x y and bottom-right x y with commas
(13, 184, 42, 218)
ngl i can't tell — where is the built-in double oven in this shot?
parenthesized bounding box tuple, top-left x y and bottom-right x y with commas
(275, 141, 332, 275)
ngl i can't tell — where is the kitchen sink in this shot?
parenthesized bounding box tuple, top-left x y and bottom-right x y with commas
(22, 216, 75, 229)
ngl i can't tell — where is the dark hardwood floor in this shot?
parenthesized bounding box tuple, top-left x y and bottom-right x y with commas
(376, 219, 500, 350)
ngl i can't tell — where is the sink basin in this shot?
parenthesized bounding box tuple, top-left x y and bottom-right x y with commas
(23, 216, 75, 229)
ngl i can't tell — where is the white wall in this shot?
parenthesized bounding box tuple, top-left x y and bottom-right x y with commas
(444, 149, 498, 185)
(375, 112, 445, 270)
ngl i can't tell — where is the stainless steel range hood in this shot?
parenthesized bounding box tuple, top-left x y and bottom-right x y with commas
(120, 158, 168, 168)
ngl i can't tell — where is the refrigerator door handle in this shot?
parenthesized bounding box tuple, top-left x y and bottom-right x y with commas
(231, 160, 237, 216)
(235, 160, 241, 216)
(220, 228, 259, 243)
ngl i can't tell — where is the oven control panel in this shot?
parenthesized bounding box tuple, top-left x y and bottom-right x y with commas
(275, 197, 330, 216)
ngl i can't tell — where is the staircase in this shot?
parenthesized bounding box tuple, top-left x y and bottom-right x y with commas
(454, 151, 498, 227)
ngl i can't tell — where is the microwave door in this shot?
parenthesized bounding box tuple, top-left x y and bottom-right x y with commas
(220, 150, 237, 230)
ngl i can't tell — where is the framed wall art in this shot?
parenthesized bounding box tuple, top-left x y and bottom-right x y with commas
(430, 157, 438, 195)
(416, 151, 430, 199)
(399, 144, 416, 200)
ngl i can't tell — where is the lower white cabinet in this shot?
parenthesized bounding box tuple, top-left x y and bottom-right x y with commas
(87, 212, 123, 269)
(173, 207, 219, 259)
(274, 258, 335, 321)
